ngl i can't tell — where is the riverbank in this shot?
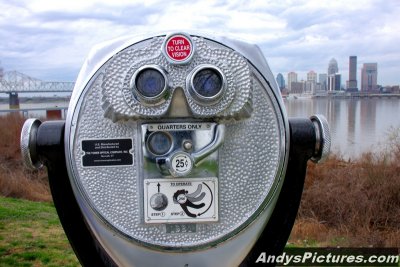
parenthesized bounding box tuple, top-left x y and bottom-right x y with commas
(0, 96, 70, 104)
(0, 113, 399, 248)
(292, 152, 400, 247)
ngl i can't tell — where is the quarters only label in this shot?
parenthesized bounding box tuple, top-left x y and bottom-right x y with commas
(81, 139, 133, 167)
(146, 123, 212, 132)
(144, 178, 218, 224)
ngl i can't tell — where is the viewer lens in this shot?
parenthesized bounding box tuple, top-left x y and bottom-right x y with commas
(135, 68, 165, 98)
(192, 68, 223, 98)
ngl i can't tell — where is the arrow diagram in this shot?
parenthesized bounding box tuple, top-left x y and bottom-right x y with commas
(198, 182, 213, 216)
(173, 184, 206, 218)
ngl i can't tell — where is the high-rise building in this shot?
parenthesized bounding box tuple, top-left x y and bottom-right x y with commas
(305, 81, 314, 93)
(361, 63, 378, 91)
(287, 72, 297, 92)
(276, 73, 285, 90)
(319, 73, 327, 91)
(328, 75, 334, 91)
(306, 71, 317, 93)
(290, 81, 304, 94)
(328, 74, 341, 91)
(307, 71, 317, 83)
(335, 74, 341, 90)
(347, 56, 358, 91)
(328, 58, 339, 75)
(327, 58, 341, 91)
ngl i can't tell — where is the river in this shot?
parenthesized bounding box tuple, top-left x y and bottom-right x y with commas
(284, 97, 400, 159)
(2, 98, 400, 159)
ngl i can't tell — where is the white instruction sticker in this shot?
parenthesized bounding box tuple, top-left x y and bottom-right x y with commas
(144, 178, 218, 223)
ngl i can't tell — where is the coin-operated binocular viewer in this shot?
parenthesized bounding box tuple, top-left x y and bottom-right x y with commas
(21, 32, 330, 267)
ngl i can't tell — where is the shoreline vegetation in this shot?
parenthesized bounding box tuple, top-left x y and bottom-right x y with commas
(1, 114, 399, 252)
(292, 151, 400, 247)
(0, 96, 70, 104)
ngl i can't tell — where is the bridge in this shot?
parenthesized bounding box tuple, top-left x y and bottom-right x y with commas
(0, 70, 74, 109)
(0, 71, 74, 93)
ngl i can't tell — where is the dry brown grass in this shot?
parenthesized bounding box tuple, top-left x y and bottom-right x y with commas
(291, 149, 400, 247)
(0, 114, 51, 202)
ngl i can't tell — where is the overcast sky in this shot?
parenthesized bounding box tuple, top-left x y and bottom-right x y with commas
(0, 0, 399, 86)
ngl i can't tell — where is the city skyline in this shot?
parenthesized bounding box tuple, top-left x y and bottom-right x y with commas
(278, 56, 383, 91)
(0, 0, 399, 85)
(277, 55, 390, 94)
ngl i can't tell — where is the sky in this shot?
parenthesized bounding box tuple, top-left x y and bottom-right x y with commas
(0, 0, 399, 86)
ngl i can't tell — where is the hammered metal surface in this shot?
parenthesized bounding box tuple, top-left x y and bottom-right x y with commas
(70, 36, 283, 248)
(101, 37, 251, 121)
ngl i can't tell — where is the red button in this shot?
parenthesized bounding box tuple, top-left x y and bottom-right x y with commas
(165, 35, 193, 62)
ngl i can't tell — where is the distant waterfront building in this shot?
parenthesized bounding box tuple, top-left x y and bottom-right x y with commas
(306, 71, 317, 93)
(347, 56, 358, 91)
(328, 74, 341, 91)
(307, 71, 317, 83)
(291, 81, 304, 94)
(305, 81, 314, 93)
(276, 73, 285, 90)
(319, 73, 327, 91)
(361, 63, 378, 92)
(327, 58, 341, 92)
(327, 58, 341, 91)
(335, 74, 342, 90)
(287, 71, 297, 92)
(328, 75, 334, 91)
(328, 58, 339, 75)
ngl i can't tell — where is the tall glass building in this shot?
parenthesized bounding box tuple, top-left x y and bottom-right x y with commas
(328, 58, 339, 75)
(347, 56, 358, 91)
(328, 58, 340, 91)
(287, 72, 297, 92)
(276, 73, 285, 90)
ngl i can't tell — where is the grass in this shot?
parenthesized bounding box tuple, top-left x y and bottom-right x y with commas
(0, 196, 80, 266)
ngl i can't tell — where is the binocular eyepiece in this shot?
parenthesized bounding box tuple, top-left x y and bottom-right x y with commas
(21, 32, 330, 267)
